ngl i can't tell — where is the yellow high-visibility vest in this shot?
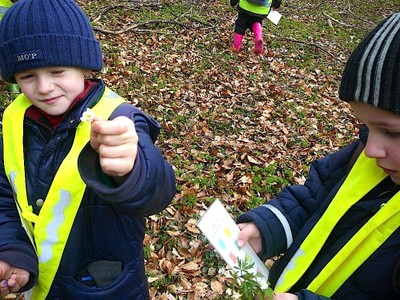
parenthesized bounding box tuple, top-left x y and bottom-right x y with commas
(239, 0, 273, 16)
(275, 151, 400, 297)
(3, 87, 125, 300)
(0, 0, 13, 19)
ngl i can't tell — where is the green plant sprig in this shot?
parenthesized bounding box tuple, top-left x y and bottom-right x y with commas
(230, 257, 275, 300)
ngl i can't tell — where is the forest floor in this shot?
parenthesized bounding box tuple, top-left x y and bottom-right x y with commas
(1, 0, 398, 299)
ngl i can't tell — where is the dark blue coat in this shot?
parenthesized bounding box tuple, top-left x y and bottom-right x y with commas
(0, 80, 176, 299)
(238, 130, 400, 299)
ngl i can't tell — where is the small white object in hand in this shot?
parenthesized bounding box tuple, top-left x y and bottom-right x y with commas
(80, 108, 95, 122)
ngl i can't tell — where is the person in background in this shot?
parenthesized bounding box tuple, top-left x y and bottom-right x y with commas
(0, 0, 14, 18)
(0, 0, 176, 298)
(230, 0, 281, 55)
(0, 0, 19, 95)
(237, 12, 400, 299)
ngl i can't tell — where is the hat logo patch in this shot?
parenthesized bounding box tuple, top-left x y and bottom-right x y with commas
(15, 50, 43, 64)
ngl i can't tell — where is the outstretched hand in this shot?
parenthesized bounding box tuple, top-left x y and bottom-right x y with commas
(90, 116, 138, 178)
(237, 222, 262, 253)
(0, 261, 29, 297)
(270, 292, 299, 300)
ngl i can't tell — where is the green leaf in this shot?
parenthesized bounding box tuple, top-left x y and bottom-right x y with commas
(228, 258, 274, 300)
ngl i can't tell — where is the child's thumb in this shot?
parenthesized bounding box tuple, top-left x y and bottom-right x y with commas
(237, 239, 246, 248)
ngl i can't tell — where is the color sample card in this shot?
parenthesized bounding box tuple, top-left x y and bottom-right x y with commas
(197, 199, 269, 279)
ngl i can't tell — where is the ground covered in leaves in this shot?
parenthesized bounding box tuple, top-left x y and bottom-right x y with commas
(1, 0, 398, 299)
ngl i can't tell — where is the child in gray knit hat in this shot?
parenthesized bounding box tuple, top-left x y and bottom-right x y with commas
(0, 0, 175, 298)
(236, 12, 400, 300)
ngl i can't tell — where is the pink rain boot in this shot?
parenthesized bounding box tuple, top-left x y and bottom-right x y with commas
(252, 22, 264, 55)
(232, 33, 244, 52)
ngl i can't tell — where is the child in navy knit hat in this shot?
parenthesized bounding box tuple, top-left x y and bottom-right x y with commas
(0, 0, 175, 298)
(236, 12, 400, 299)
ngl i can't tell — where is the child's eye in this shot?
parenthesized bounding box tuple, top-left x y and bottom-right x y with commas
(52, 70, 65, 75)
(16, 74, 33, 80)
(385, 130, 400, 137)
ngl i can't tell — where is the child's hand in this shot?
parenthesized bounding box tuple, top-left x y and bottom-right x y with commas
(237, 222, 262, 253)
(89, 116, 138, 178)
(270, 292, 298, 300)
(255, 292, 298, 300)
(0, 261, 30, 297)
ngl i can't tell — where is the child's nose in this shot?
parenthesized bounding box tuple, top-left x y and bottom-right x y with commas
(364, 135, 386, 159)
(37, 76, 54, 94)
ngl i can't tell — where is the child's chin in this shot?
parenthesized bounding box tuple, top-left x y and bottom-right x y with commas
(390, 175, 400, 185)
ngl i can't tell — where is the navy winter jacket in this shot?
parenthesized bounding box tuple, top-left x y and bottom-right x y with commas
(0, 80, 176, 299)
(238, 130, 400, 299)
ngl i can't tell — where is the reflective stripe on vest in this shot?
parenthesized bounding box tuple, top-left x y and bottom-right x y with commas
(239, 0, 272, 16)
(3, 87, 125, 300)
(275, 151, 400, 296)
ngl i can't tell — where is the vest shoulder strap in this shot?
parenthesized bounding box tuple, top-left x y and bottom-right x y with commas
(275, 151, 396, 295)
(345, 142, 365, 173)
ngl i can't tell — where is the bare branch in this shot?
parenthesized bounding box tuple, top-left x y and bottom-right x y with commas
(276, 35, 344, 62)
(323, 12, 351, 27)
(93, 20, 188, 34)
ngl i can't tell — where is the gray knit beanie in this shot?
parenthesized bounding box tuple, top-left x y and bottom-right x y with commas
(0, 0, 103, 83)
(339, 12, 400, 114)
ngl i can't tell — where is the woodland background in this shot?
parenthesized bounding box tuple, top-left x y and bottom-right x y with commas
(0, 0, 399, 299)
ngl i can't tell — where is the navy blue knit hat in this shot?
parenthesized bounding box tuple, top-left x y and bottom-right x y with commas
(339, 12, 400, 114)
(0, 0, 103, 83)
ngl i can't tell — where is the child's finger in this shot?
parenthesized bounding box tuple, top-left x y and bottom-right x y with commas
(99, 156, 135, 178)
(92, 116, 133, 136)
(0, 279, 10, 297)
(237, 223, 259, 247)
(8, 272, 29, 292)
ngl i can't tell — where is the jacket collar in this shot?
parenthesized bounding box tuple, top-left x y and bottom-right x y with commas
(25, 79, 104, 131)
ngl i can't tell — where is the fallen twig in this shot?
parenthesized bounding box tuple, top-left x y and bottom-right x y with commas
(277, 35, 343, 62)
(338, 11, 376, 27)
(93, 20, 188, 34)
(315, 0, 327, 10)
(91, 3, 163, 23)
(92, 4, 129, 23)
(323, 12, 351, 27)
